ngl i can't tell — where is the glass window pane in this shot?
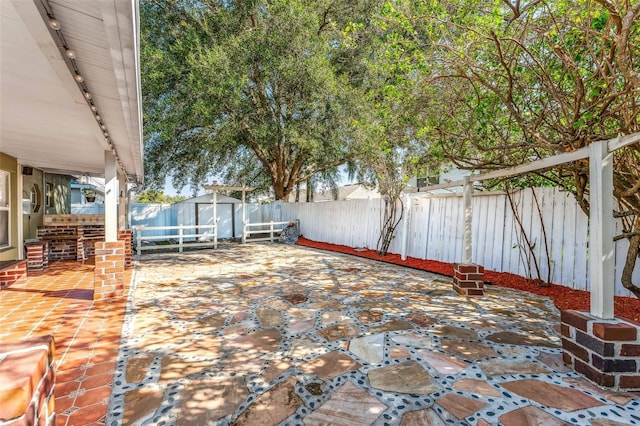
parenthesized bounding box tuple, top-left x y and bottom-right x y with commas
(0, 211, 8, 247)
(0, 172, 7, 207)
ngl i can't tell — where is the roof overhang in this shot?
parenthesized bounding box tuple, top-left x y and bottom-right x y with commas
(1, 0, 143, 183)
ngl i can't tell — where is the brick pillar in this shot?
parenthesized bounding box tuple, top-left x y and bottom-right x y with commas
(0, 260, 27, 289)
(93, 241, 125, 300)
(453, 263, 485, 296)
(25, 241, 48, 271)
(117, 229, 133, 268)
(561, 310, 640, 391)
(0, 335, 56, 425)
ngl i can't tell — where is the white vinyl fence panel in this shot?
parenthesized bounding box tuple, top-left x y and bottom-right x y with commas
(271, 188, 638, 298)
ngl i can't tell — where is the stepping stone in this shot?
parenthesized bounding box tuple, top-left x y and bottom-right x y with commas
(391, 332, 436, 349)
(321, 310, 349, 325)
(436, 393, 486, 420)
(452, 379, 501, 397)
(368, 319, 414, 332)
(287, 317, 315, 334)
(176, 376, 248, 425)
(349, 334, 385, 364)
(591, 420, 638, 426)
(317, 320, 360, 341)
(486, 331, 559, 347)
(299, 351, 361, 380)
(282, 293, 307, 305)
(400, 408, 446, 426)
(440, 341, 497, 361)
(499, 405, 570, 426)
(389, 347, 410, 359)
(256, 309, 284, 326)
(173, 334, 221, 359)
(563, 377, 638, 405)
(354, 310, 384, 324)
(122, 389, 164, 425)
(159, 357, 215, 384)
(228, 328, 281, 353)
(416, 350, 468, 375)
(234, 377, 302, 425)
(303, 381, 387, 425)
(288, 336, 326, 360)
(500, 379, 603, 411)
(368, 360, 441, 395)
(125, 355, 154, 383)
(478, 359, 550, 377)
(261, 360, 291, 383)
(430, 324, 477, 340)
(406, 313, 436, 328)
(537, 352, 572, 373)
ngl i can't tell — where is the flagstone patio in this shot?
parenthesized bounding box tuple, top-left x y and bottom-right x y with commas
(106, 243, 639, 425)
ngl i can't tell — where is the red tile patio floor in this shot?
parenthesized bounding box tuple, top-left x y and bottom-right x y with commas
(0, 260, 130, 426)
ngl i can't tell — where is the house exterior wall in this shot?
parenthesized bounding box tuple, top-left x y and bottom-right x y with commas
(22, 168, 45, 241)
(0, 153, 19, 260)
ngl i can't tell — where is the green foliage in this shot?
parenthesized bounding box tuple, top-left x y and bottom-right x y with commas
(141, 0, 375, 200)
(134, 189, 187, 204)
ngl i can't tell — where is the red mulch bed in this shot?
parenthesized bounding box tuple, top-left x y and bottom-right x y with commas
(296, 237, 640, 325)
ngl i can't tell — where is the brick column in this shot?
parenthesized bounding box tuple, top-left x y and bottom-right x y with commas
(561, 310, 640, 391)
(0, 260, 27, 289)
(453, 263, 485, 296)
(93, 241, 125, 300)
(25, 241, 48, 271)
(0, 335, 56, 425)
(117, 229, 133, 268)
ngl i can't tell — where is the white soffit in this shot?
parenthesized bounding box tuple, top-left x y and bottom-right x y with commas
(0, 0, 143, 183)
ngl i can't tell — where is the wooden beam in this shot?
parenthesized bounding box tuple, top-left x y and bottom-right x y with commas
(203, 184, 255, 192)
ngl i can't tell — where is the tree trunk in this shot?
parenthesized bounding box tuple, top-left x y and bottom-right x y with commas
(621, 218, 640, 297)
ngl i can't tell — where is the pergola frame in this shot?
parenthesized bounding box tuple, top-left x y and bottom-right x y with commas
(401, 132, 640, 319)
(202, 184, 254, 247)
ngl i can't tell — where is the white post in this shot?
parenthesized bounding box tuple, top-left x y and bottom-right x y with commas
(16, 161, 24, 260)
(213, 189, 218, 249)
(241, 189, 247, 244)
(104, 150, 118, 242)
(462, 175, 473, 264)
(118, 172, 127, 230)
(400, 194, 411, 261)
(270, 221, 274, 242)
(589, 139, 615, 319)
(179, 226, 183, 253)
(136, 227, 142, 255)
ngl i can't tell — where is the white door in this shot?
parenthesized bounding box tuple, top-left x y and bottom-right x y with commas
(197, 203, 234, 239)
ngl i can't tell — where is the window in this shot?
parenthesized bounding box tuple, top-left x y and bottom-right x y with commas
(416, 175, 439, 188)
(0, 170, 9, 248)
(45, 183, 53, 208)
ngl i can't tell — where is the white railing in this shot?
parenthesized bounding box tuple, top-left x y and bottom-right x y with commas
(243, 220, 297, 243)
(134, 224, 217, 254)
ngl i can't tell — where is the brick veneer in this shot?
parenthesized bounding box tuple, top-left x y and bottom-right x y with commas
(0, 335, 56, 425)
(93, 241, 125, 300)
(561, 310, 640, 391)
(117, 230, 133, 268)
(0, 260, 27, 289)
(453, 263, 485, 296)
(25, 241, 49, 271)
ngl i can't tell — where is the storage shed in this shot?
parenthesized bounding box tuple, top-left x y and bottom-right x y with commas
(174, 193, 245, 239)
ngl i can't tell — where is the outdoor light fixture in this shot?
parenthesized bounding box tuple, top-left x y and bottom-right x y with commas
(95, 114, 101, 121)
(90, 105, 97, 112)
(48, 18, 60, 30)
(100, 124, 106, 130)
(84, 91, 92, 100)
(74, 73, 84, 82)
(65, 49, 75, 59)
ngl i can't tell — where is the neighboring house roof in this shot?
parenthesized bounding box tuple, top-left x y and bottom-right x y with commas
(1, 0, 143, 183)
(290, 184, 381, 202)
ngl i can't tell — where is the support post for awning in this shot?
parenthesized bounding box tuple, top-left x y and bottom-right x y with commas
(104, 150, 118, 242)
(241, 189, 246, 244)
(462, 175, 473, 264)
(589, 139, 615, 319)
(118, 171, 127, 230)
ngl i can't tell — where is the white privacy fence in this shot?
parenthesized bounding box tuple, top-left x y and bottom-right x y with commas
(270, 188, 639, 298)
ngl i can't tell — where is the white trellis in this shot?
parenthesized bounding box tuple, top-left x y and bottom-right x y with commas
(403, 133, 640, 320)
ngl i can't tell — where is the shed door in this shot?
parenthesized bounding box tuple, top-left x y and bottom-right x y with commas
(197, 203, 234, 239)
